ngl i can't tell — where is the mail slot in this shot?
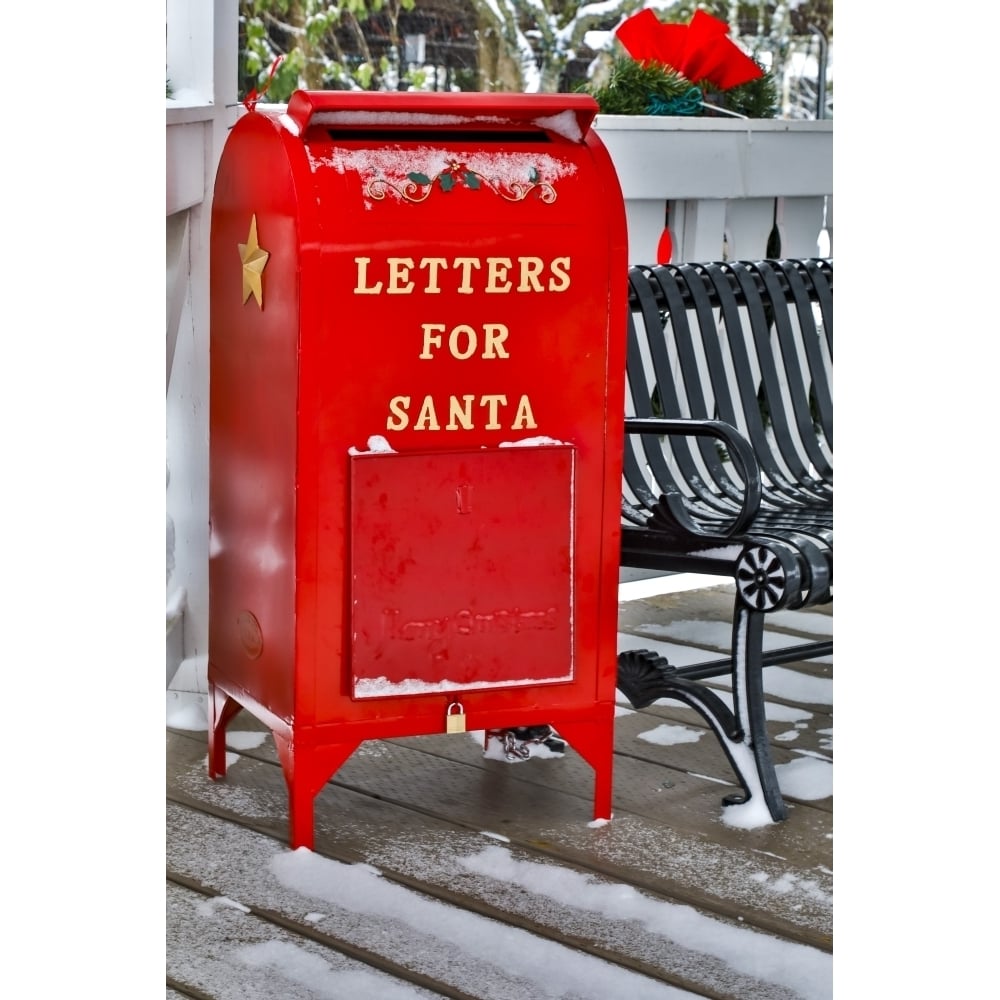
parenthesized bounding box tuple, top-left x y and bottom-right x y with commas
(207, 90, 627, 849)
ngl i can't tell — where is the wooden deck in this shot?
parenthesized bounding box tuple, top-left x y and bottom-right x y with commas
(166, 579, 832, 999)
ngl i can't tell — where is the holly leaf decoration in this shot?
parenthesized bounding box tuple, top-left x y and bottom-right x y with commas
(463, 172, 480, 189)
(408, 172, 432, 186)
(439, 173, 455, 192)
(528, 167, 539, 183)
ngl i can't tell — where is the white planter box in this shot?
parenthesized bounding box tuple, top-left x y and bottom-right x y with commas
(592, 116, 833, 263)
(593, 116, 833, 199)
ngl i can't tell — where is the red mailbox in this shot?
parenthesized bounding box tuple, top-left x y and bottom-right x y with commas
(208, 90, 627, 849)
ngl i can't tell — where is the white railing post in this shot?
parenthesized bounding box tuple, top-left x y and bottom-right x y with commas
(674, 198, 728, 264)
(775, 195, 829, 258)
(722, 196, 776, 261)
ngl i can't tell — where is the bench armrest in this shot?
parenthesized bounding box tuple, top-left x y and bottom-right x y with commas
(624, 417, 763, 537)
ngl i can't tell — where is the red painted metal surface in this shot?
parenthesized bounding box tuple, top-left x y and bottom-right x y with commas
(350, 446, 574, 696)
(208, 90, 628, 848)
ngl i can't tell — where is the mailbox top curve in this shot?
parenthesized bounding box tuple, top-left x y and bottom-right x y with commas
(279, 90, 601, 144)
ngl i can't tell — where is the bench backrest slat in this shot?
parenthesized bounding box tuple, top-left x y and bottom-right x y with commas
(624, 259, 832, 525)
(723, 263, 828, 497)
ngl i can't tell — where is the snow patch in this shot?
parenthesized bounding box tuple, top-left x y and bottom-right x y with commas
(348, 435, 396, 455)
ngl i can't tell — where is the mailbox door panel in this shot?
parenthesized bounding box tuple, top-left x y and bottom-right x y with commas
(349, 446, 574, 697)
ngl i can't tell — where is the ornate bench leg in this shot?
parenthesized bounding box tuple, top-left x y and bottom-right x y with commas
(730, 606, 787, 820)
(617, 603, 787, 822)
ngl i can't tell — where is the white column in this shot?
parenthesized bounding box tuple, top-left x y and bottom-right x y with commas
(166, 1, 239, 693)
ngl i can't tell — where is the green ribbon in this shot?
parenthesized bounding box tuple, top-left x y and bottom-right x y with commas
(646, 86, 703, 116)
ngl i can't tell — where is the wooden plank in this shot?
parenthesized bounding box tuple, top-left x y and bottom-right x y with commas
(169, 733, 831, 997)
(167, 873, 456, 999)
(169, 722, 831, 950)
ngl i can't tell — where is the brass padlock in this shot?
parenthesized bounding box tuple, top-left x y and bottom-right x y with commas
(445, 702, 466, 734)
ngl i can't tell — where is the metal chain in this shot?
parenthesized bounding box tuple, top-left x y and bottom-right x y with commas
(501, 730, 533, 761)
(485, 728, 558, 762)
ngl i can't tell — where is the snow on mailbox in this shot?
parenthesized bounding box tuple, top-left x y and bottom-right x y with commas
(207, 90, 627, 849)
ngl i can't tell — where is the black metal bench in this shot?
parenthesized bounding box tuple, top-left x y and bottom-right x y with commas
(616, 258, 832, 822)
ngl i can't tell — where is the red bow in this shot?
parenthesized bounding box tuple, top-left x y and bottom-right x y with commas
(615, 9, 763, 91)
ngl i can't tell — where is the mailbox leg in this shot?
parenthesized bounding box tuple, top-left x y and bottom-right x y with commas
(207, 683, 244, 779)
(593, 752, 613, 823)
(272, 735, 361, 851)
(556, 716, 615, 822)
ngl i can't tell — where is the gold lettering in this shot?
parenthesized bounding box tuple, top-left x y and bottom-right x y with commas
(383, 393, 537, 431)
(414, 395, 441, 431)
(419, 257, 448, 293)
(354, 257, 382, 294)
(549, 256, 571, 292)
(387, 257, 415, 294)
(512, 394, 538, 429)
(517, 257, 544, 292)
(486, 257, 513, 293)
(454, 258, 481, 294)
(482, 323, 509, 359)
(480, 394, 506, 430)
(354, 255, 572, 295)
(386, 396, 410, 431)
(447, 395, 475, 430)
(449, 325, 477, 360)
(418, 323, 510, 360)
(419, 323, 445, 359)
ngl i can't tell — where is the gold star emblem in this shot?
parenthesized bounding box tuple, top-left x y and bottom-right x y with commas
(238, 214, 270, 308)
